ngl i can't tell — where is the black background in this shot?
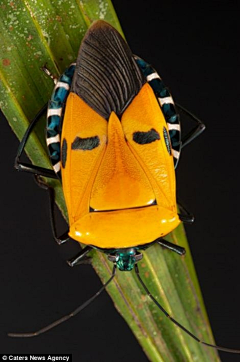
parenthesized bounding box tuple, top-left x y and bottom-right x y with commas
(1, 1, 240, 361)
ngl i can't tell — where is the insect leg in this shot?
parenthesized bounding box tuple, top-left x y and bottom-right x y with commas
(176, 103, 206, 148)
(135, 264, 240, 354)
(156, 239, 186, 256)
(34, 176, 70, 245)
(15, 104, 57, 179)
(177, 198, 194, 224)
(67, 246, 92, 267)
(8, 265, 116, 337)
(41, 65, 58, 84)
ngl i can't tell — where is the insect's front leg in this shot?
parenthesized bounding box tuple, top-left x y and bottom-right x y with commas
(41, 65, 58, 84)
(14, 104, 57, 179)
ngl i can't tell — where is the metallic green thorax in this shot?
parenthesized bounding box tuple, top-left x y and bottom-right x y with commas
(94, 244, 150, 271)
(104, 248, 143, 271)
(115, 249, 137, 271)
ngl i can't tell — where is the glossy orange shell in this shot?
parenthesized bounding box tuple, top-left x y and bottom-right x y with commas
(61, 83, 180, 248)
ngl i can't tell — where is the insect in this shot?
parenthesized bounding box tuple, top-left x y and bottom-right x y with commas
(9, 20, 240, 354)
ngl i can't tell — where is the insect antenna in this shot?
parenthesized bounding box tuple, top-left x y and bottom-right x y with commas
(8, 265, 116, 338)
(134, 264, 240, 354)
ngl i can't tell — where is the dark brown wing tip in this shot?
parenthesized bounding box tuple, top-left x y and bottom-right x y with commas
(87, 19, 116, 31)
(83, 20, 123, 42)
(71, 20, 145, 119)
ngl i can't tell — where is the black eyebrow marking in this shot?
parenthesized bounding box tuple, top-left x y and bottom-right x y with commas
(71, 136, 100, 150)
(133, 128, 160, 145)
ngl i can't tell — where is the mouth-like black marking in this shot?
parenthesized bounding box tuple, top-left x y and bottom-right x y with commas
(89, 199, 157, 213)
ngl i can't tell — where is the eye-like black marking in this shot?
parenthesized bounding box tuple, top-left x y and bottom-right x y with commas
(71, 136, 100, 150)
(133, 128, 160, 145)
(61, 138, 67, 168)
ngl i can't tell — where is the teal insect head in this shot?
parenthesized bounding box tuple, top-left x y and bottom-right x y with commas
(108, 248, 143, 271)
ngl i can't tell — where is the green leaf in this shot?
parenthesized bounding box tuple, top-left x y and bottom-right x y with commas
(0, 1, 220, 361)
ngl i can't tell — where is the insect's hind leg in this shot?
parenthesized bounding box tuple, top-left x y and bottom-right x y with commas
(15, 104, 57, 179)
(176, 103, 206, 148)
(178, 198, 194, 224)
(157, 198, 195, 255)
(67, 246, 92, 267)
(156, 239, 186, 256)
(34, 176, 70, 245)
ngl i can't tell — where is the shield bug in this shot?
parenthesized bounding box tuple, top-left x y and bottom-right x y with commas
(9, 20, 240, 354)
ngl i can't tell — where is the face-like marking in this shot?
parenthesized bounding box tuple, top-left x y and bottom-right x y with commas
(132, 128, 160, 145)
(71, 136, 100, 150)
(61, 138, 67, 168)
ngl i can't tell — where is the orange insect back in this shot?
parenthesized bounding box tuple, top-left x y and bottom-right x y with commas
(59, 21, 180, 251)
